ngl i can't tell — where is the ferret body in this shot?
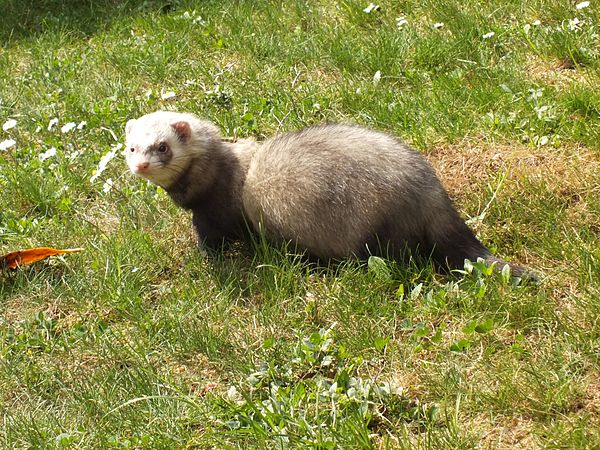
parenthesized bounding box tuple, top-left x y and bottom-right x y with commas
(125, 110, 535, 278)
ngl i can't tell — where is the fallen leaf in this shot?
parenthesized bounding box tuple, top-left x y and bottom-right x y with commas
(1, 247, 83, 269)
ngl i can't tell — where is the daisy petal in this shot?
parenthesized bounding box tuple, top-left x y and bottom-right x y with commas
(0, 138, 16, 150)
(2, 119, 17, 131)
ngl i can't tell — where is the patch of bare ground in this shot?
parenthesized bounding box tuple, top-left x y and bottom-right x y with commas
(161, 352, 226, 395)
(584, 374, 600, 416)
(526, 56, 593, 89)
(427, 139, 599, 206)
(287, 62, 343, 91)
(386, 367, 429, 401)
(79, 202, 122, 237)
(475, 414, 538, 450)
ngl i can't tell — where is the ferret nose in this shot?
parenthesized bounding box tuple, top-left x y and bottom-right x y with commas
(136, 162, 150, 172)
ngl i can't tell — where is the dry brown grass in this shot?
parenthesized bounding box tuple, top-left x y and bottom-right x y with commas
(526, 56, 594, 89)
(427, 139, 599, 263)
(476, 414, 538, 450)
(427, 139, 599, 205)
(584, 373, 600, 415)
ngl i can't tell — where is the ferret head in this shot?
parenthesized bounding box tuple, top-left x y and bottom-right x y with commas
(124, 111, 221, 188)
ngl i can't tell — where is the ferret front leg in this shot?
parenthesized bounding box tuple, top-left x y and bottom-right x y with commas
(191, 211, 228, 250)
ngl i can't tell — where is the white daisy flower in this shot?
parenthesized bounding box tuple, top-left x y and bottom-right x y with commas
(61, 122, 77, 133)
(77, 121, 87, 130)
(161, 91, 176, 100)
(48, 117, 59, 131)
(363, 3, 379, 13)
(373, 70, 382, 84)
(102, 178, 113, 193)
(39, 147, 57, 160)
(433, 22, 444, 29)
(0, 138, 16, 150)
(568, 17, 581, 30)
(482, 31, 495, 39)
(2, 119, 17, 131)
(396, 16, 408, 28)
(90, 143, 122, 182)
(576, 1, 590, 9)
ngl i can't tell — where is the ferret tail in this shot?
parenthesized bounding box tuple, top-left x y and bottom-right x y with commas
(428, 213, 538, 282)
(483, 254, 539, 282)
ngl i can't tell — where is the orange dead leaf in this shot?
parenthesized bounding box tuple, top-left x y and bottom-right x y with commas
(0, 247, 83, 269)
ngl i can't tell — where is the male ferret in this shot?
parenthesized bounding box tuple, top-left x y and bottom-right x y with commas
(125, 110, 536, 279)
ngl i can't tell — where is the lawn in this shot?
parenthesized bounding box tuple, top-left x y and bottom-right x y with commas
(0, 0, 599, 448)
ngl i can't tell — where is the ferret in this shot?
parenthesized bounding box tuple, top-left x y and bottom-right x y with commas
(125, 110, 537, 280)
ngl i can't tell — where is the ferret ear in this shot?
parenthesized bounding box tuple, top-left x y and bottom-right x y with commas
(171, 121, 191, 143)
(125, 119, 136, 136)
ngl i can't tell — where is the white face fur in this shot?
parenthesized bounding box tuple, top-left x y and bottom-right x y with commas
(124, 112, 194, 188)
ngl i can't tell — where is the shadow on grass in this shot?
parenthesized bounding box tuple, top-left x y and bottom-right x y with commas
(1, 0, 178, 44)
(200, 236, 433, 310)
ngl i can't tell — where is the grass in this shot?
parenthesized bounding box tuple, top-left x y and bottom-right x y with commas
(1, 0, 599, 448)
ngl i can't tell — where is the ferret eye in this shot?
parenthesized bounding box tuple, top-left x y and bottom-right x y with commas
(129, 147, 135, 153)
(158, 143, 168, 153)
